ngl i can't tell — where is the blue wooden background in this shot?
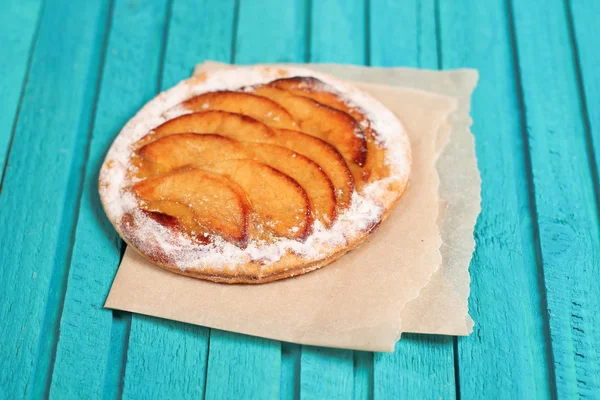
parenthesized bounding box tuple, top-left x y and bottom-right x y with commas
(1, 0, 599, 398)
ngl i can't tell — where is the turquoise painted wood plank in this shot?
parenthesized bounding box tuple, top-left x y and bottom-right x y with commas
(234, 0, 307, 64)
(353, 352, 373, 400)
(374, 339, 455, 400)
(310, 0, 366, 65)
(0, 0, 111, 396)
(511, 0, 600, 397)
(570, 1, 600, 200)
(369, 1, 457, 398)
(47, 1, 169, 398)
(123, 316, 210, 399)
(374, 335, 455, 399)
(280, 343, 301, 400)
(569, 16, 600, 395)
(102, 310, 131, 400)
(0, 0, 42, 178)
(201, 2, 309, 398)
(160, 0, 236, 88)
(121, 1, 235, 397)
(437, 0, 555, 397)
(205, 331, 280, 400)
(369, 0, 437, 68)
(300, 347, 354, 399)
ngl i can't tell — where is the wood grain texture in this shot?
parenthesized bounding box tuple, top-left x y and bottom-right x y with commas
(511, 0, 600, 397)
(569, 1, 600, 217)
(205, 331, 280, 400)
(438, 0, 555, 397)
(0, 0, 111, 396)
(281, 343, 301, 400)
(160, 0, 236, 88)
(123, 316, 209, 399)
(310, 0, 366, 65)
(374, 335, 456, 400)
(120, 1, 235, 398)
(0, 0, 42, 180)
(235, 0, 307, 64)
(369, 1, 458, 398)
(301, 347, 354, 400)
(47, 0, 168, 398)
(353, 352, 373, 400)
(370, 0, 437, 68)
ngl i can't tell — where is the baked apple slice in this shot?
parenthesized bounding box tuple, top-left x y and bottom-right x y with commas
(201, 160, 311, 240)
(273, 129, 353, 211)
(248, 86, 367, 166)
(269, 77, 356, 118)
(140, 200, 203, 240)
(136, 134, 338, 226)
(137, 110, 274, 148)
(172, 91, 298, 130)
(245, 143, 336, 226)
(135, 133, 252, 177)
(133, 168, 250, 245)
(136, 112, 353, 209)
(269, 77, 389, 185)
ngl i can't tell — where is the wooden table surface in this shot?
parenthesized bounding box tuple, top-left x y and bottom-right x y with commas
(1, 0, 599, 398)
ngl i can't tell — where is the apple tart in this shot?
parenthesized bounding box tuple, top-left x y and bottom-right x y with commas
(100, 66, 411, 283)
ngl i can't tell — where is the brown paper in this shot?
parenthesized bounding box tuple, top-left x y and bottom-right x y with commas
(293, 64, 480, 335)
(105, 63, 480, 351)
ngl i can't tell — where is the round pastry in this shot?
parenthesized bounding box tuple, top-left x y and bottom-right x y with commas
(99, 65, 411, 283)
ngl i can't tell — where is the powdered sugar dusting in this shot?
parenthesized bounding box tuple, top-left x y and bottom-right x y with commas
(99, 65, 411, 273)
(127, 191, 380, 271)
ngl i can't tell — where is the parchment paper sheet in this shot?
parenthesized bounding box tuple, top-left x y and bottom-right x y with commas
(105, 63, 480, 351)
(303, 65, 481, 335)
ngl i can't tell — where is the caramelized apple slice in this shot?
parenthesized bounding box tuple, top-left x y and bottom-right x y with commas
(269, 77, 388, 185)
(201, 160, 310, 240)
(137, 110, 274, 148)
(136, 133, 340, 225)
(248, 86, 367, 166)
(172, 91, 298, 130)
(140, 200, 206, 242)
(133, 168, 249, 245)
(270, 77, 355, 118)
(273, 129, 353, 211)
(135, 111, 354, 212)
(136, 134, 252, 177)
(244, 143, 336, 226)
